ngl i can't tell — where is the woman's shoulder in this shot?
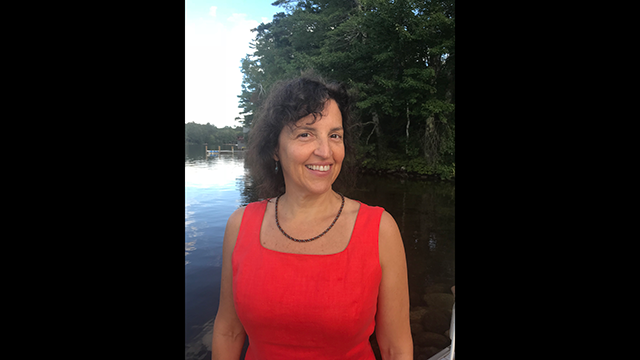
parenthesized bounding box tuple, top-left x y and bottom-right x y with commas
(376, 210, 404, 269)
(226, 206, 246, 230)
(378, 210, 399, 232)
(347, 197, 386, 216)
(226, 198, 272, 227)
(348, 198, 397, 232)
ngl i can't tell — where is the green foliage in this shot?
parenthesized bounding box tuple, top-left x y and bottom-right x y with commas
(185, 122, 244, 149)
(238, 0, 455, 180)
(359, 154, 455, 181)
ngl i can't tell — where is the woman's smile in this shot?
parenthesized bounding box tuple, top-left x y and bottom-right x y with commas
(305, 164, 331, 172)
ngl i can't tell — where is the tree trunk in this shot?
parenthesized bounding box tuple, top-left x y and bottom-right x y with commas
(365, 111, 380, 145)
(373, 111, 381, 154)
(406, 106, 410, 155)
(423, 114, 439, 166)
(371, 111, 384, 160)
(373, 111, 381, 138)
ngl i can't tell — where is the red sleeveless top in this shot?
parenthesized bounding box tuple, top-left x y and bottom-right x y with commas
(232, 199, 384, 360)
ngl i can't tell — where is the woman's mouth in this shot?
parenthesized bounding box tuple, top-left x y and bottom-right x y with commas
(305, 165, 331, 172)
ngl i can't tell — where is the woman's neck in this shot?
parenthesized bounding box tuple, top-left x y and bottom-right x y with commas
(277, 189, 341, 219)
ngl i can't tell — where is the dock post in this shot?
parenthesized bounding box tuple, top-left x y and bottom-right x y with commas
(232, 146, 234, 154)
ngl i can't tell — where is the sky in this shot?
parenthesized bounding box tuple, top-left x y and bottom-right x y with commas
(185, 0, 281, 128)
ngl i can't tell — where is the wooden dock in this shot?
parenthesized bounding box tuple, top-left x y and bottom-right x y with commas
(205, 145, 242, 155)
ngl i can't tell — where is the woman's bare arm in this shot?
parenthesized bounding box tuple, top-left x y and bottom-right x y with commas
(375, 211, 413, 360)
(211, 207, 247, 360)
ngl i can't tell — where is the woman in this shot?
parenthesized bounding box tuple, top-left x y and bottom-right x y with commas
(212, 76, 413, 360)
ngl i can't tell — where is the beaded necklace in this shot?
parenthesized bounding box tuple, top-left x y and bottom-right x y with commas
(274, 193, 345, 243)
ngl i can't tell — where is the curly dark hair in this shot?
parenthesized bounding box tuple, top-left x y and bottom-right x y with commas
(246, 75, 357, 199)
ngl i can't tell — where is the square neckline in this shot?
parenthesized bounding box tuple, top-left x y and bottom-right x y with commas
(257, 198, 363, 256)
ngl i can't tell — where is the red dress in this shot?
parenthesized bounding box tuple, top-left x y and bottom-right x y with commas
(232, 199, 384, 360)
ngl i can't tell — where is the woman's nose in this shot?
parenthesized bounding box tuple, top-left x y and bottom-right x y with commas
(313, 137, 332, 158)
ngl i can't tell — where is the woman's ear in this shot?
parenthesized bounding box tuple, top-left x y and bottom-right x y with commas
(273, 148, 279, 161)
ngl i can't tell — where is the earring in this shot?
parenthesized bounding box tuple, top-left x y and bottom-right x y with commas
(275, 160, 279, 173)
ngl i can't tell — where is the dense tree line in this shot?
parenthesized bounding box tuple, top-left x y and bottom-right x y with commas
(238, 0, 454, 179)
(185, 122, 244, 149)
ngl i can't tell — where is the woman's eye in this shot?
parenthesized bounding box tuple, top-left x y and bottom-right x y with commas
(330, 134, 342, 139)
(299, 133, 309, 138)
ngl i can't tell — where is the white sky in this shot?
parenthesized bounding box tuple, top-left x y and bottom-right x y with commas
(185, 1, 277, 128)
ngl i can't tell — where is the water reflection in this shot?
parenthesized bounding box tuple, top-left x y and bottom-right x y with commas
(185, 158, 245, 189)
(344, 173, 455, 360)
(185, 240, 196, 265)
(185, 148, 247, 266)
(185, 147, 252, 359)
(185, 145, 454, 360)
(345, 173, 455, 289)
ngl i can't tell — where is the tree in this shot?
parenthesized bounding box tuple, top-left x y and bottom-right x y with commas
(238, 0, 455, 179)
(185, 122, 244, 149)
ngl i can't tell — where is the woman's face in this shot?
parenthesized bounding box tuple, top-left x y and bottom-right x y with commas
(275, 99, 345, 196)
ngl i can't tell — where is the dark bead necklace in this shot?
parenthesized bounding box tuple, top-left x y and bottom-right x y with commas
(275, 192, 345, 243)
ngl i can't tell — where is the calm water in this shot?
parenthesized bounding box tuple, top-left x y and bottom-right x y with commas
(185, 145, 455, 359)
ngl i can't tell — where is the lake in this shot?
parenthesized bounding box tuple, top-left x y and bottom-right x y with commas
(185, 145, 455, 359)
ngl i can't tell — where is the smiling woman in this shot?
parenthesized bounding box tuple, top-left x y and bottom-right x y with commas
(274, 99, 345, 197)
(245, 75, 356, 198)
(211, 76, 414, 360)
